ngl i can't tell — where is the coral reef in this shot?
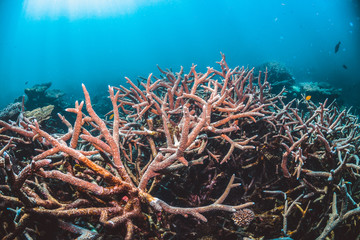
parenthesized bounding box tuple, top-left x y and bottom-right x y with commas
(0, 55, 360, 239)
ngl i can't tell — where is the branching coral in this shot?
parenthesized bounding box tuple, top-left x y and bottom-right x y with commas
(1, 54, 360, 239)
(0, 54, 266, 239)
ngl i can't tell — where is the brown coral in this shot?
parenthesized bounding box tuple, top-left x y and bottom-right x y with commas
(232, 208, 255, 227)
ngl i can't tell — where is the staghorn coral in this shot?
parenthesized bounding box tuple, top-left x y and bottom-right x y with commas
(0, 54, 359, 239)
(0, 54, 262, 239)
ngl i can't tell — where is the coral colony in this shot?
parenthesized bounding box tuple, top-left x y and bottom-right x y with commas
(1, 54, 360, 239)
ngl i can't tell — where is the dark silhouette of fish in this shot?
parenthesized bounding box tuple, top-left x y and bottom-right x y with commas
(25, 81, 28, 85)
(342, 64, 348, 69)
(335, 41, 341, 53)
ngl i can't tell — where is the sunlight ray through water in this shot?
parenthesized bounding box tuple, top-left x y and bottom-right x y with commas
(23, 0, 164, 19)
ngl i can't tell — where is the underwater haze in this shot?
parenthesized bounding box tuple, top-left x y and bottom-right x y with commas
(0, 0, 359, 109)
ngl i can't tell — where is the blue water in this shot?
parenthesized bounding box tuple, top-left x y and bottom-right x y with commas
(0, 0, 359, 109)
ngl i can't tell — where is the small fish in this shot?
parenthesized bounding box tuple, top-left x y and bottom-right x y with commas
(109, 114, 114, 120)
(343, 64, 348, 69)
(25, 81, 28, 85)
(305, 95, 311, 101)
(335, 41, 341, 53)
